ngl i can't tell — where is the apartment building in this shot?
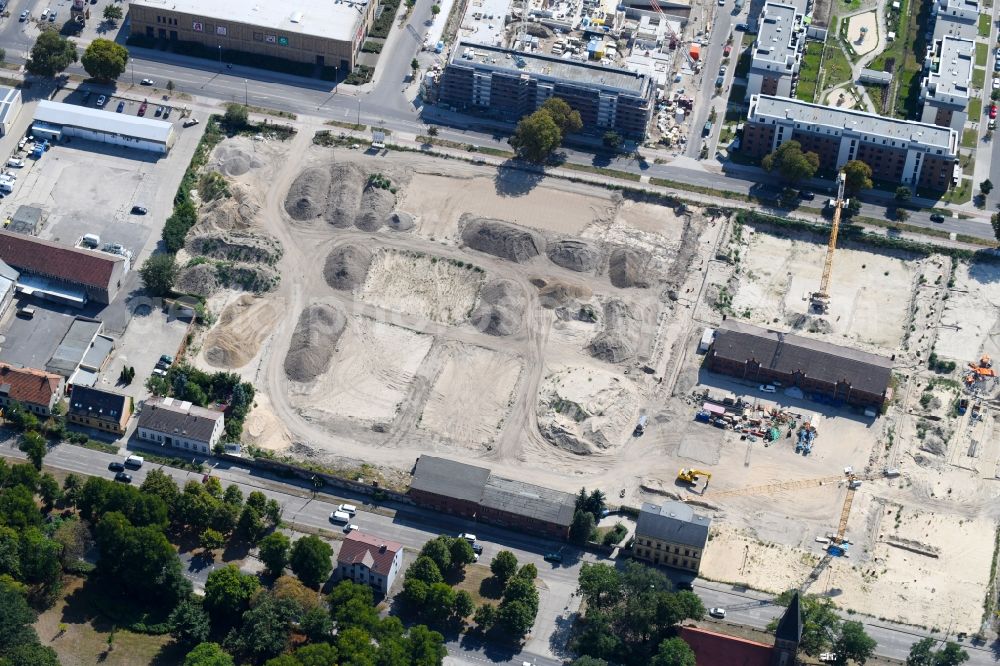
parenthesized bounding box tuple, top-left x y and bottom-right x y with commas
(744, 94, 959, 190)
(633, 500, 711, 573)
(933, 0, 979, 42)
(921, 36, 974, 131)
(745, 3, 805, 101)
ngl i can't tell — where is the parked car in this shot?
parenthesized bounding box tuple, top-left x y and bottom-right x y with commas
(114, 471, 132, 483)
(338, 503, 357, 515)
(930, 213, 946, 223)
(140, 78, 155, 86)
(6, 159, 23, 168)
(130, 205, 147, 215)
(723, 44, 732, 57)
(459, 533, 477, 543)
(108, 462, 125, 472)
(344, 524, 359, 533)
(138, 102, 148, 116)
(15, 306, 34, 319)
(163, 108, 172, 120)
(471, 543, 484, 555)
(155, 106, 164, 117)
(991, 119, 997, 130)
(992, 77, 999, 90)
(735, 22, 748, 30)
(709, 607, 727, 619)
(798, 190, 815, 200)
(19, 10, 28, 21)
(719, 65, 727, 76)
(183, 118, 200, 128)
(96, 94, 107, 107)
(543, 551, 564, 563)
(994, 59, 1000, 72)
(990, 104, 997, 119)
(159, 354, 174, 365)
(759, 384, 776, 393)
(40, 8, 49, 20)
(48, 11, 56, 21)
(676, 581, 695, 591)
(116, 101, 125, 113)
(715, 75, 725, 87)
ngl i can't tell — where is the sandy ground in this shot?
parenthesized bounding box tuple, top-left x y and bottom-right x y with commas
(292, 315, 434, 424)
(419, 343, 523, 448)
(824, 86, 860, 109)
(936, 261, 1000, 361)
(360, 249, 484, 325)
(242, 392, 294, 452)
(398, 172, 616, 241)
(201, 293, 285, 369)
(729, 227, 919, 350)
(847, 11, 880, 56)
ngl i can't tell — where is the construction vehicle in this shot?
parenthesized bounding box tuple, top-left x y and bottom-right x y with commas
(677, 468, 712, 489)
(810, 172, 847, 314)
(633, 414, 649, 436)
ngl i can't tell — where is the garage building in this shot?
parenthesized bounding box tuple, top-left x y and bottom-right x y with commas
(32, 100, 175, 154)
(128, 0, 377, 73)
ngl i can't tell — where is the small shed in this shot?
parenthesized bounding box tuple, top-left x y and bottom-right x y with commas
(9, 205, 44, 236)
(699, 327, 716, 352)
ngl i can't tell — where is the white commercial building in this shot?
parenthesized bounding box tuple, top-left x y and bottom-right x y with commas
(32, 100, 175, 154)
(0, 87, 22, 136)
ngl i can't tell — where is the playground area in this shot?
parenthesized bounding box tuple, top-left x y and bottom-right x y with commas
(847, 11, 880, 57)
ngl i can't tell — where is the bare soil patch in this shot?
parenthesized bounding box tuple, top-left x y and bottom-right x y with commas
(204, 294, 285, 368)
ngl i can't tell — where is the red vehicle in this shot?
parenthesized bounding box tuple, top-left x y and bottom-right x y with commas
(723, 44, 732, 57)
(138, 101, 148, 117)
(991, 104, 998, 119)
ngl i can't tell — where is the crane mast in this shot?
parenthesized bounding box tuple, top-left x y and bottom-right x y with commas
(811, 171, 847, 314)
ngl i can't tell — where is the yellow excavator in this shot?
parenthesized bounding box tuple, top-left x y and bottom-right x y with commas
(677, 468, 712, 489)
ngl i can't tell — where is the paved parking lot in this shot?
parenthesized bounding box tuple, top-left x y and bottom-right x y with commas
(97, 302, 192, 399)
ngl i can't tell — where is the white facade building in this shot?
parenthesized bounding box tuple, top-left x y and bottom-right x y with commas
(336, 532, 404, 596)
(137, 396, 225, 455)
(33, 100, 175, 154)
(0, 87, 22, 136)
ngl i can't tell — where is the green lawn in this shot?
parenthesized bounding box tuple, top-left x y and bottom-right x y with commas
(942, 178, 973, 204)
(823, 43, 854, 89)
(798, 41, 823, 102)
(970, 96, 983, 119)
(977, 41, 989, 67)
(973, 67, 986, 89)
(980, 12, 993, 37)
(869, 0, 923, 118)
(962, 127, 979, 148)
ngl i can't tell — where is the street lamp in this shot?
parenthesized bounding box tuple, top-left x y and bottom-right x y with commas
(244, 79, 248, 106)
(218, 45, 222, 68)
(357, 97, 361, 127)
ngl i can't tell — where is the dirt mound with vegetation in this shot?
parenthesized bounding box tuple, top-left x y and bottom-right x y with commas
(174, 262, 221, 297)
(589, 299, 640, 363)
(471, 279, 526, 336)
(388, 211, 414, 231)
(283, 304, 347, 383)
(186, 230, 283, 265)
(461, 216, 544, 262)
(608, 247, 651, 288)
(323, 245, 374, 291)
(192, 185, 259, 234)
(547, 239, 601, 273)
(534, 278, 593, 309)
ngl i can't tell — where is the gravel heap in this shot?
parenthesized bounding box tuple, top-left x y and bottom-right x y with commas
(323, 163, 367, 228)
(461, 216, 543, 263)
(608, 247, 651, 288)
(283, 304, 347, 383)
(323, 244, 374, 291)
(471, 279, 526, 336)
(186, 230, 283, 265)
(355, 185, 396, 232)
(284, 167, 332, 221)
(589, 299, 639, 363)
(547, 239, 600, 273)
(388, 211, 414, 231)
(210, 141, 265, 177)
(174, 263, 221, 298)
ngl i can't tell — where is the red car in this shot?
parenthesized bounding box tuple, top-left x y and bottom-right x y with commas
(991, 104, 998, 119)
(724, 44, 732, 57)
(138, 102, 148, 117)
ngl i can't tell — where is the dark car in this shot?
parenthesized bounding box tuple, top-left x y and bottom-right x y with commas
(130, 205, 148, 215)
(799, 190, 816, 201)
(715, 76, 725, 88)
(543, 551, 564, 563)
(471, 543, 484, 555)
(160, 354, 174, 365)
(114, 471, 132, 483)
(676, 581, 695, 591)
(138, 102, 148, 117)
(108, 462, 125, 472)
(930, 213, 946, 223)
(82, 91, 92, 104)
(183, 118, 200, 128)
(116, 101, 125, 113)
(735, 22, 748, 30)
(163, 108, 172, 120)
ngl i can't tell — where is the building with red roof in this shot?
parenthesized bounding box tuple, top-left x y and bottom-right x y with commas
(336, 531, 404, 596)
(0, 362, 65, 416)
(679, 592, 802, 666)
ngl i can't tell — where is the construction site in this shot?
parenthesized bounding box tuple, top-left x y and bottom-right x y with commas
(175, 126, 1000, 636)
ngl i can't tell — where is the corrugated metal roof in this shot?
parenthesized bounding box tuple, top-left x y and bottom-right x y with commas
(34, 100, 173, 144)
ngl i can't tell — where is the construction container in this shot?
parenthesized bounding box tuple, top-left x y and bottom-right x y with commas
(689, 43, 701, 60)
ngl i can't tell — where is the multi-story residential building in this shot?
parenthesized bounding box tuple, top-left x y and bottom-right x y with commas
(744, 94, 959, 190)
(932, 0, 979, 41)
(137, 397, 225, 455)
(439, 41, 655, 139)
(67, 386, 133, 436)
(336, 532, 404, 596)
(920, 36, 974, 132)
(745, 3, 804, 101)
(633, 500, 711, 573)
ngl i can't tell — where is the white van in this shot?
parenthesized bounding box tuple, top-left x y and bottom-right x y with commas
(124, 455, 144, 468)
(330, 511, 350, 524)
(338, 503, 357, 515)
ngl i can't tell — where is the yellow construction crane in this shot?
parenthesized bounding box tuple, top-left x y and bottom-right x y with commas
(810, 171, 848, 314)
(677, 468, 712, 489)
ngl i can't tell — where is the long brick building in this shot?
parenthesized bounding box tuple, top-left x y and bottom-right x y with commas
(744, 94, 959, 190)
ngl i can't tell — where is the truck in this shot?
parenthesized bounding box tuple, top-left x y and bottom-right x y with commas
(633, 415, 648, 436)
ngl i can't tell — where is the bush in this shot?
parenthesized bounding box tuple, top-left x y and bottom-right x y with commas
(361, 41, 384, 53)
(370, 0, 402, 38)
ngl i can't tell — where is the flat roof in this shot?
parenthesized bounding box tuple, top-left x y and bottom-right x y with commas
(130, 0, 369, 43)
(46, 317, 102, 377)
(749, 94, 957, 151)
(34, 100, 173, 144)
(451, 40, 651, 95)
(926, 35, 973, 98)
(751, 3, 802, 71)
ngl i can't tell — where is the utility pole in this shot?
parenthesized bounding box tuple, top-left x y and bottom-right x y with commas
(357, 97, 361, 126)
(244, 79, 248, 106)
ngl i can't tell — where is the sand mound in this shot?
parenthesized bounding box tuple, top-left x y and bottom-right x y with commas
(324, 163, 367, 228)
(608, 247, 651, 288)
(547, 239, 600, 273)
(535, 279, 593, 309)
(192, 185, 260, 234)
(461, 216, 544, 262)
(356, 185, 396, 232)
(471, 279, 526, 336)
(388, 211, 414, 231)
(589, 299, 640, 363)
(537, 365, 638, 454)
(204, 294, 284, 368)
(211, 140, 265, 177)
(186, 230, 283, 265)
(284, 304, 347, 382)
(175, 263, 221, 297)
(323, 245, 373, 291)
(284, 167, 332, 221)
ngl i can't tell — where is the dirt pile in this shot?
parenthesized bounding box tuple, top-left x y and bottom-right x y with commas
(284, 167, 331, 221)
(461, 216, 543, 262)
(534, 278, 593, 309)
(324, 163, 368, 228)
(174, 263, 220, 297)
(204, 294, 284, 368)
(284, 304, 347, 382)
(192, 185, 260, 234)
(388, 211, 414, 231)
(547, 239, 600, 273)
(186, 230, 283, 265)
(589, 299, 640, 363)
(356, 185, 396, 232)
(471, 279, 526, 336)
(786, 313, 834, 335)
(608, 247, 651, 288)
(323, 245, 373, 291)
(210, 140, 266, 177)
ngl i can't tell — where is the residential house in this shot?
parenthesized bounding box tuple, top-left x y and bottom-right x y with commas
(66, 385, 133, 435)
(336, 531, 404, 596)
(0, 362, 65, 416)
(633, 500, 711, 573)
(137, 396, 224, 455)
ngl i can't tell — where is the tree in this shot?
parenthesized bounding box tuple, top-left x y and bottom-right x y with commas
(906, 637, 968, 666)
(200, 528, 225, 552)
(329, 579, 378, 631)
(419, 538, 452, 574)
(259, 532, 291, 576)
(52, 518, 91, 568)
(423, 582, 456, 625)
(37, 473, 61, 507)
(18, 431, 46, 470)
(169, 599, 211, 648)
(230, 593, 301, 662)
(336, 626, 378, 665)
(510, 109, 562, 163)
(140, 254, 178, 297)
(895, 186, 912, 201)
(454, 590, 475, 619)
(224, 104, 250, 129)
(236, 505, 265, 544)
(540, 97, 583, 135)
(982, 179, 994, 195)
(572, 658, 609, 666)
(102, 4, 124, 23)
(26, 32, 78, 78)
(290, 535, 332, 589)
(515, 563, 537, 581)
(993, 213, 1000, 244)
(431, 4, 441, 14)
(427, 126, 439, 137)
(184, 642, 234, 666)
(650, 637, 696, 666)
(570, 509, 595, 545)
(4, 643, 60, 666)
(473, 603, 497, 630)
(498, 599, 534, 637)
(603, 131, 623, 150)
(896, 208, 910, 222)
(0, 581, 40, 654)
(449, 537, 475, 570)
(291, 642, 339, 665)
(166, 79, 176, 94)
(490, 550, 518, 584)
(407, 624, 447, 666)
(842, 160, 873, 195)
(62, 473, 83, 507)
(81, 39, 128, 81)
(833, 621, 876, 665)
(203, 565, 260, 627)
(761, 140, 819, 184)
(411, 58, 420, 73)
(300, 606, 333, 643)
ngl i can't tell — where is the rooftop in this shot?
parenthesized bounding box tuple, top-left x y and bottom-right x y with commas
(34, 100, 173, 144)
(67, 385, 130, 422)
(130, 0, 370, 43)
(710, 319, 894, 395)
(138, 396, 223, 443)
(46, 317, 103, 377)
(410, 456, 492, 503)
(0, 362, 62, 408)
(678, 626, 774, 666)
(337, 531, 403, 576)
(749, 94, 958, 152)
(482, 476, 576, 526)
(637, 500, 712, 548)
(10, 205, 43, 235)
(450, 40, 651, 95)
(751, 3, 802, 71)
(925, 36, 974, 99)
(0, 230, 124, 290)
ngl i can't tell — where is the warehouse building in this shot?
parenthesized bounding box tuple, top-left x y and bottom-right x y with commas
(744, 3, 804, 101)
(920, 36, 974, 132)
(743, 94, 959, 190)
(409, 456, 577, 539)
(439, 41, 655, 139)
(0, 87, 22, 137)
(704, 320, 893, 409)
(128, 0, 377, 73)
(33, 100, 174, 154)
